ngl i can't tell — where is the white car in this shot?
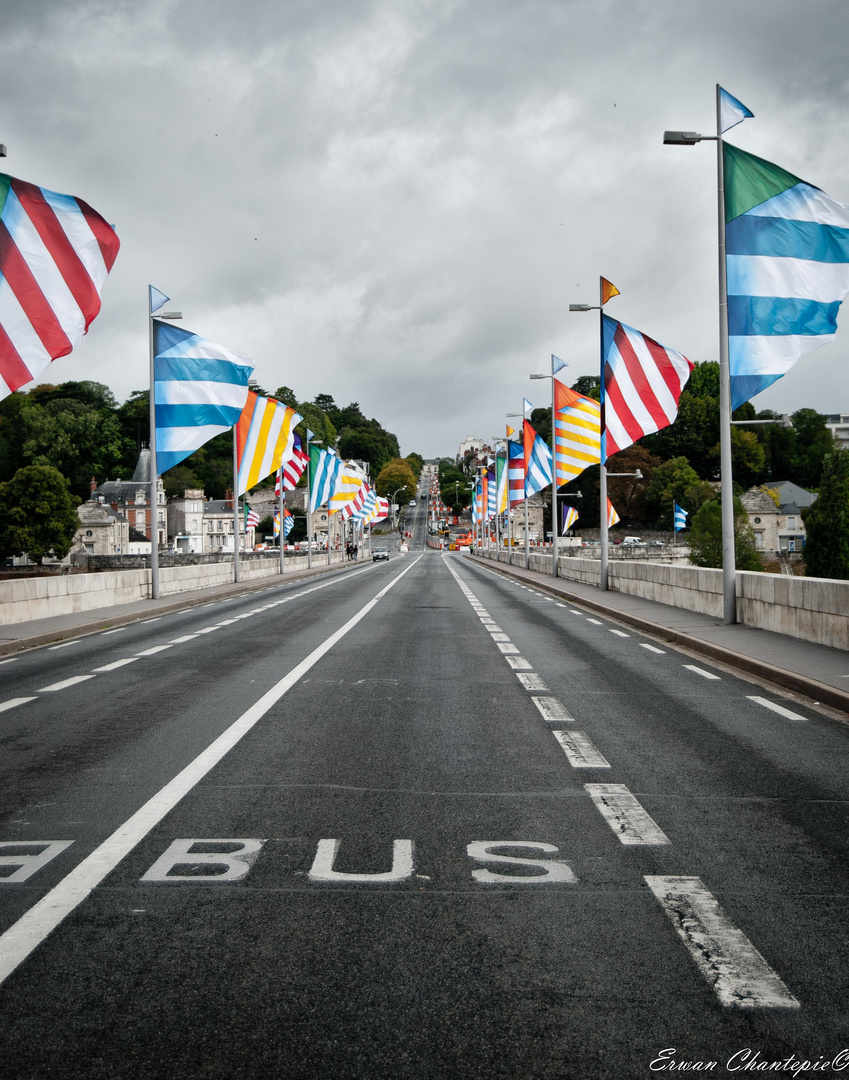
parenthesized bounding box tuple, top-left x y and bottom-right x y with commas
(409, 500, 416, 506)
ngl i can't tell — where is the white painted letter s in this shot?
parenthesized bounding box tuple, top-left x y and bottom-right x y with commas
(466, 842, 576, 884)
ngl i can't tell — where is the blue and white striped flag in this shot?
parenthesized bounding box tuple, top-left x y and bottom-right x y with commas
(725, 141, 849, 408)
(153, 321, 253, 473)
(673, 502, 688, 532)
(719, 87, 753, 135)
(523, 419, 553, 498)
(309, 445, 343, 512)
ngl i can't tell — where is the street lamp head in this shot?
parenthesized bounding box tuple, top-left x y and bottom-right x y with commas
(529, 374, 548, 380)
(569, 304, 593, 312)
(156, 311, 182, 320)
(663, 131, 703, 145)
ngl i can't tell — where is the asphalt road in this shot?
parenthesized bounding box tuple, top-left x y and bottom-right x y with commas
(0, 548, 847, 1079)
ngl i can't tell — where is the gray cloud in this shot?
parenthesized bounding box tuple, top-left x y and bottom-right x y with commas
(2, 0, 848, 457)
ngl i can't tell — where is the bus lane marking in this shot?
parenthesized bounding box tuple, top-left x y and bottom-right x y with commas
(0, 555, 424, 989)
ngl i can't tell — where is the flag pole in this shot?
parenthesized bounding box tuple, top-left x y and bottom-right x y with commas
(232, 428, 241, 583)
(305, 430, 313, 570)
(599, 276, 609, 591)
(716, 83, 737, 624)
(550, 353, 559, 579)
(147, 294, 160, 600)
(278, 468, 285, 575)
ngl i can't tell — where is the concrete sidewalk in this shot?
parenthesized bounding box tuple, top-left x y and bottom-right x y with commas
(465, 552, 849, 715)
(0, 558, 370, 658)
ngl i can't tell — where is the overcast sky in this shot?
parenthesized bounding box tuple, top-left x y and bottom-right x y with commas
(4, 0, 849, 458)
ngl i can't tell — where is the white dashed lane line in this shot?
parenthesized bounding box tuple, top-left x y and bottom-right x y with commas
(38, 675, 97, 692)
(585, 784, 671, 845)
(747, 697, 807, 722)
(553, 731, 611, 769)
(92, 658, 139, 673)
(586, 618, 603, 626)
(497, 643, 520, 654)
(48, 641, 79, 650)
(517, 673, 548, 691)
(506, 656, 533, 671)
(609, 629, 629, 638)
(0, 657, 18, 666)
(684, 665, 721, 680)
(135, 645, 173, 657)
(640, 643, 665, 654)
(531, 696, 574, 723)
(99, 628, 126, 636)
(645, 876, 799, 1009)
(169, 635, 198, 644)
(0, 697, 36, 713)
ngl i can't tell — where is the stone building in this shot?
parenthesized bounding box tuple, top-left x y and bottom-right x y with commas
(73, 498, 130, 556)
(741, 483, 815, 554)
(92, 449, 166, 546)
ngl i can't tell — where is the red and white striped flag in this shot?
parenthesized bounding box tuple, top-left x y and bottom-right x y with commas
(281, 439, 310, 490)
(606, 499, 620, 529)
(0, 174, 120, 399)
(508, 439, 525, 508)
(601, 315, 692, 460)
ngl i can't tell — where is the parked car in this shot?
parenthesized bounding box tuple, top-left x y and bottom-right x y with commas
(372, 546, 390, 561)
(409, 500, 416, 506)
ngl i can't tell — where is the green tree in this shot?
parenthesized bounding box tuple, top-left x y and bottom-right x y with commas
(375, 458, 418, 504)
(605, 445, 660, 522)
(571, 376, 600, 401)
(405, 452, 424, 477)
(708, 427, 766, 489)
(162, 464, 203, 500)
(687, 494, 761, 571)
(802, 449, 849, 579)
(22, 397, 125, 501)
(296, 402, 337, 450)
(116, 390, 150, 473)
(0, 465, 81, 563)
(273, 386, 299, 409)
(790, 408, 833, 489)
(644, 456, 715, 528)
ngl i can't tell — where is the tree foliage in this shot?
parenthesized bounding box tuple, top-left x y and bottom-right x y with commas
(687, 494, 761, 571)
(375, 458, 418, 504)
(0, 465, 81, 563)
(802, 449, 849, 580)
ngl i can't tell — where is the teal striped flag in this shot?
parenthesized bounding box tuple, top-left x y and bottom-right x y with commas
(725, 142, 849, 409)
(153, 321, 253, 473)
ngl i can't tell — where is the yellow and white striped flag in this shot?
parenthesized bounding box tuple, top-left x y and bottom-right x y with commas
(235, 392, 302, 496)
(554, 381, 601, 484)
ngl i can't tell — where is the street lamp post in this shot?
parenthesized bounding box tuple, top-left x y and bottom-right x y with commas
(663, 87, 738, 622)
(506, 412, 522, 566)
(569, 279, 617, 588)
(148, 293, 182, 600)
(530, 364, 559, 578)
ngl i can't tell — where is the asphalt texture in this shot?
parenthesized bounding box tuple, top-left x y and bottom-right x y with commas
(0, 502, 848, 1078)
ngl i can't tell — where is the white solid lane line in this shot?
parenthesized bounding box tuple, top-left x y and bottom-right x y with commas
(747, 696, 807, 722)
(640, 643, 665, 654)
(0, 554, 425, 989)
(585, 783, 670, 845)
(684, 665, 721, 680)
(531, 697, 574, 723)
(0, 697, 36, 713)
(92, 659, 140, 673)
(645, 876, 799, 1009)
(553, 731, 610, 769)
(38, 675, 97, 692)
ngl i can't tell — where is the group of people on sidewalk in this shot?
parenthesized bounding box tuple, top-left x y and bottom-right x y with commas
(345, 543, 359, 561)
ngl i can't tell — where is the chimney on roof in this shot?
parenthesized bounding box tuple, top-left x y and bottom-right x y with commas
(90, 476, 97, 495)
